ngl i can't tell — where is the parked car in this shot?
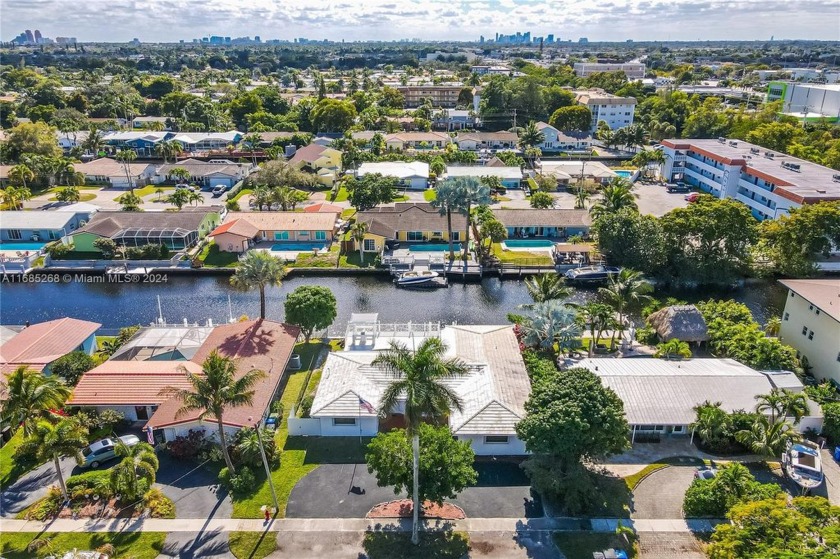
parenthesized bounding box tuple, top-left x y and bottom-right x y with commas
(695, 467, 718, 480)
(212, 185, 227, 197)
(667, 183, 691, 193)
(685, 192, 701, 203)
(175, 183, 196, 192)
(80, 434, 141, 468)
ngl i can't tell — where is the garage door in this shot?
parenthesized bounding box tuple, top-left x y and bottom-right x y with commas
(208, 177, 230, 188)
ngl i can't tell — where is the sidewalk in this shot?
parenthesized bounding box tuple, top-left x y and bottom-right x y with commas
(0, 516, 726, 534)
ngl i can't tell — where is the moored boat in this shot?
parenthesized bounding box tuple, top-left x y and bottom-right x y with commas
(783, 440, 823, 491)
(395, 270, 439, 286)
(564, 265, 621, 283)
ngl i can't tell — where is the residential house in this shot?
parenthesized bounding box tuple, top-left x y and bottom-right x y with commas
(534, 122, 561, 152)
(778, 279, 840, 386)
(455, 131, 519, 151)
(577, 358, 823, 441)
(574, 89, 637, 133)
(70, 320, 300, 441)
(303, 202, 343, 216)
(539, 160, 618, 186)
(56, 130, 90, 153)
(1, 208, 97, 244)
(432, 109, 477, 131)
(71, 209, 221, 252)
(288, 144, 342, 186)
(492, 209, 592, 238)
(74, 157, 155, 189)
(384, 132, 451, 151)
(356, 162, 430, 190)
(0, 317, 100, 375)
(443, 166, 523, 189)
(154, 158, 251, 189)
(355, 202, 467, 254)
(208, 219, 261, 253)
(102, 131, 168, 157)
(304, 317, 530, 455)
(215, 211, 339, 249)
(132, 116, 171, 130)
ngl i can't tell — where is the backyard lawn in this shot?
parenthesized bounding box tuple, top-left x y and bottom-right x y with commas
(331, 185, 350, 202)
(198, 243, 239, 268)
(491, 243, 554, 266)
(0, 532, 166, 559)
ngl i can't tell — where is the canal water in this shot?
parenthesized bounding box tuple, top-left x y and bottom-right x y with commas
(0, 275, 787, 332)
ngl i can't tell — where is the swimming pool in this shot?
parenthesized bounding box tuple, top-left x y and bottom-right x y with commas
(0, 241, 48, 251)
(407, 243, 462, 252)
(503, 239, 555, 249)
(614, 170, 634, 179)
(271, 242, 327, 252)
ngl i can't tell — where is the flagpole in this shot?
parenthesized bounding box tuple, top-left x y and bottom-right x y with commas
(358, 396, 362, 444)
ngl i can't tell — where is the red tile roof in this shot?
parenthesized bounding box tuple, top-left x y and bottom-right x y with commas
(288, 143, 328, 165)
(0, 318, 101, 369)
(146, 320, 300, 429)
(68, 361, 203, 406)
(304, 203, 343, 214)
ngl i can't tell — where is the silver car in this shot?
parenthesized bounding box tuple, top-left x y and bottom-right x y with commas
(80, 434, 141, 468)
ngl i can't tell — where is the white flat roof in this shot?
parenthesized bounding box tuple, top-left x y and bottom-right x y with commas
(0, 211, 83, 230)
(357, 161, 429, 179)
(444, 166, 522, 180)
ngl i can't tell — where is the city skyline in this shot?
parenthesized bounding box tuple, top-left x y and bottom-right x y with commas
(1, 0, 838, 44)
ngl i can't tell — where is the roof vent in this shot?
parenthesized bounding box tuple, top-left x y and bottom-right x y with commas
(764, 151, 775, 159)
(781, 161, 801, 172)
(728, 141, 738, 147)
(750, 147, 760, 154)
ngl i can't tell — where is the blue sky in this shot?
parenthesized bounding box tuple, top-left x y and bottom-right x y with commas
(1, 0, 838, 43)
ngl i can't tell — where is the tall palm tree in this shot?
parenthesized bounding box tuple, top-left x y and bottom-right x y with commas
(518, 121, 545, 151)
(229, 250, 287, 319)
(18, 418, 88, 500)
(243, 133, 263, 166)
(1, 366, 71, 437)
(598, 268, 652, 341)
(451, 177, 492, 262)
(589, 178, 638, 221)
(82, 128, 104, 156)
(0, 186, 32, 210)
(351, 221, 369, 264)
(165, 351, 266, 474)
(109, 440, 159, 501)
(8, 164, 35, 189)
(373, 338, 468, 545)
(736, 415, 799, 457)
(115, 149, 137, 191)
(575, 301, 616, 356)
(170, 167, 191, 184)
(755, 389, 810, 425)
(764, 317, 781, 337)
(523, 274, 571, 307)
(432, 178, 464, 261)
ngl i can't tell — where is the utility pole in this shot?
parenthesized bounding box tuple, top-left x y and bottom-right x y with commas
(512, 108, 517, 129)
(253, 418, 278, 512)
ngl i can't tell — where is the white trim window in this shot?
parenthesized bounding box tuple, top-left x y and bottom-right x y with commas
(484, 435, 509, 444)
(333, 418, 356, 426)
(363, 239, 376, 251)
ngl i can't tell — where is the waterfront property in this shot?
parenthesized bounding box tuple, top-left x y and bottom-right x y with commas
(212, 211, 339, 253)
(302, 316, 530, 455)
(355, 161, 430, 190)
(778, 279, 840, 386)
(154, 158, 251, 189)
(0, 208, 96, 245)
(0, 317, 100, 375)
(70, 320, 300, 441)
(355, 202, 467, 255)
(70, 209, 221, 252)
(74, 157, 155, 189)
(443, 165, 523, 189)
(492, 208, 592, 239)
(577, 358, 823, 442)
(539, 160, 618, 186)
(661, 137, 840, 220)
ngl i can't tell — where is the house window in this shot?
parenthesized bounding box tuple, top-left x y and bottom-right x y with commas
(451, 232, 460, 241)
(8, 230, 22, 240)
(407, 231, 423, 241)
(274, 231, 290, 241)
(314, 231, 327, 241)
(363, 239, 376, 251)
(808, 331, 814, 340)
(48, 230, 59, 240)
(783, 312, 789, 321)
(672, 425, 685, 433)
(809, 304, 813, 311)
(432, 231, 443, 238)
(816, 309, 820, 316)
(333, 418, 356, 426)
(484, 435, 509, 444)
(836, 352, 840, 362)
(802, 326, 809, 336)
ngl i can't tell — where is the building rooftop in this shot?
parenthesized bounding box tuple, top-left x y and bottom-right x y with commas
(68, 361, 203, 406)
(540, 160, 618, 180)
(223, 211, 338, 233)
(444, 166, 523, 180)
(0, 211, 88, 231)
(357, 161, 429, 180)
(357, 202, 465, 236)
(575, 89, 638, 105)
(0, 318, 101, 371)
(75, 158, 152, 177)
(110, 325, 216, 361)
(492, 208, 592, 228)
(662, 138, 840, 204)
(779, 279, 840, 322)
(76, 209, 217, 238)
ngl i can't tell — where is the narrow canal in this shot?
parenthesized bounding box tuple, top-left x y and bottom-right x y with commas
(0, 274, 787, 333)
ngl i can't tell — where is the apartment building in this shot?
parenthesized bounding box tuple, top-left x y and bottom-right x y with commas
(778, 279, 840, 386)
(573, 62, 646, 80)
(661, 138, 840, 221)
(397, 85, 463, 108)
(766, 82, 840, 123)
(575, 90, 637, 132)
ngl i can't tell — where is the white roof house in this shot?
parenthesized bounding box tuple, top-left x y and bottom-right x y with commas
(307, 322, 530, 455)
(356, 161, 430, 190)
(540, 161, 618, 183)
(444, 166, 523, 186)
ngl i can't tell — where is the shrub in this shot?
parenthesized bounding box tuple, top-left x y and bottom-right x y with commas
(233, 427, 277, 467)
(522, 350, 559, 383)
(683, 478, 726, 517)
(50, 351, 96, 386)
(98, 408, 126, 432)
(225, 199, 241, 211)
(822, 402, 840, 444)
(93, 237, 118, 259)
(166, 429, 209, 460)
(219, 466, 256, 496)
(683, 463, 782, 517)
(143, 488, 176, 518)
(270, 400, 285, 416)
(46, 241, 73, 258)
(66, 469, 112, 496)
(26, 487, 64, 521)
(197, 443, 224, 464)
(298, 395, 314, 418)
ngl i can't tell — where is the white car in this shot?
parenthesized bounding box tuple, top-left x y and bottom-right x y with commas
(694, 467, 718, 480)
(81, 434, 141, 468)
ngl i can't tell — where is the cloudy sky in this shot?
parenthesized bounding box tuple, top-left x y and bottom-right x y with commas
(1, 0, 837, 43)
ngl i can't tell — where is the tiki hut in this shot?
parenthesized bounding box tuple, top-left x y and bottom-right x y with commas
(647, 305, 709, 343)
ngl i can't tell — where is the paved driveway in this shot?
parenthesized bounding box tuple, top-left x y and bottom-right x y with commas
(631, 466, 697, 519)
(154, 454, 231, 520)
(157, 529, 232, 559)
(0, 456, 78, 517)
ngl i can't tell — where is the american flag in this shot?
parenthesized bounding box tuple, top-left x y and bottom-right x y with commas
(359, 397, 375, 414)
(145, 427, 154, 445)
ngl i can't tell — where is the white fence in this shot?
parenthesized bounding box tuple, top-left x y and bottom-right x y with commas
(286, 406, 323, 436)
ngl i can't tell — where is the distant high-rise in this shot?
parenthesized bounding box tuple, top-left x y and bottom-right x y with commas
(479, 35, 484, 43)
(546, 34, 554, 43)
(24, 30, 35, 43)
(34, 30, 42, 43)
(579, 37, 589, 44)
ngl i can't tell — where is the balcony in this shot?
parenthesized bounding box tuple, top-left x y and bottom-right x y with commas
(686, 156, 724, 178)
(739, 177, 773, 194)
(736, 193, 772, 214)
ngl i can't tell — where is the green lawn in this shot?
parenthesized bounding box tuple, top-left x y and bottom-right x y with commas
(423, 189, 437, 202)
(117, 185, 174, 199)
(491, 243, 554, 265)
(339, 250, 378, 268)
(341, 208, 356, 220)
(553, 532, 637, 559)
(0, 532, 166, 559)
(331, 186, 350, 202)
(393, 195, 409, 202)
(199, 243, 240, 268)
(0, 431, 39, 490)
(47, 193, 97, 202)
(230, 188, 254, 203)
(363, 531, 469, 559)
(624, 462, 670, 490)
(229, 531, 277, 559)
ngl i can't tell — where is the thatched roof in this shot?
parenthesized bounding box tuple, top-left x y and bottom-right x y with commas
(647, 305, 709, 343)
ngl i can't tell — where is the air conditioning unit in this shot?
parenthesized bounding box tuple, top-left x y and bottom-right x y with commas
(764, 152, 775, 159)
(728, 141, 738, 147)
(718, 137, 726, 143)
(750, 147, 760, 154)
(832, 174, 840, 183)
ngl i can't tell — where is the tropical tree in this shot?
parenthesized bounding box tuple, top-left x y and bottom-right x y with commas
(590, 178, 638, 221)
(229, 250, 287, 319)
(598, 268, 652, 340)
(188, 189, 203, 207)
(530, 191, 555, 209)
(655, 339, 692, 359)
(165, 351, 266, 474)
(8, 164, 35, 189)
(0, 185, 32, 210)
(691, 401, 732, 448)
(170, 167, 191, 184)
(755, 389, 810, 425)
(155, 140, 182, 164)
(574, 185, 592, 209)
(372, 337, 468, 545)
(351, 221, 369, 264)
(736, 415, 799, 457)
(524, 273, 571, 306)
(109, 440, 159, 501)
(115, 149, 137, 191)
(519, 300, 580, 353)
(119, 191, 143, 211)
(1, 366, 71, 437)
(18, 418, 88, 500)
(82, 128, 104, 156)
(166, 189, 190, 210)
(242, 133, 263, 166)
(518, 121, 545, 151)
(284, 285, 337, 343)
(431, 178, 463, 261)
(452, 177, 492, 262)
(764, 317, 781, 337)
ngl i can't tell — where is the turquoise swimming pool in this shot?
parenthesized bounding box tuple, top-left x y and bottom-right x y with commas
(0, 241, 48, 251)
(614, 170, 633, 179)
(407, 243, 462, 252)
(271, 242, 326, 252)
(503, 239, 555, 249)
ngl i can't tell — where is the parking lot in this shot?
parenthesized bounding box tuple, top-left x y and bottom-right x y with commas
(634, 181, 692, 217)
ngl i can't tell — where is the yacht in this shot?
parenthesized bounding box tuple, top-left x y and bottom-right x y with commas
(564, 265, 621, 283)
(395, 270, 439, 286)
(783, 440, 823, 491)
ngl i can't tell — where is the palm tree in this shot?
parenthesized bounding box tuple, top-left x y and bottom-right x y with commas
(518, 121, 545, 151)
(520, 300, 581, 353)
(229, 250, 287, 319)
(373, 338, 468, 545)
(764, 317, 781, 337)
(154, 140, 173, 163)
(170, 167, 191, 184)
(8, 164, 35, 189)
(55, 186, 81, 203)
(655, 339, 692, 359)
(451, 177, 492, 262)
(755, 389, 810, 425)
(1, 366, 71, 437)
(165, 351, 266, 475)
(736, 415, 799, 457)
(119, 191, 143, 211)
(188, 190, 204, 207)
(598, 268, 652, 341)
(115, 150, 137, 191)
(0, 186, 32, 210)
(243, 133, 263, 166)
(714, 463, 754, 501)
(18, 418, 88, 500)
(167, 189, 190, 210)
(82, 128, 104, 156)
(589, 178, 638, 221)
(575, 301, 616, 356)
(690, 401, 731, 446)
(109, 440, 159, 501)
(351, 221, 369, 264)
(574, 186, 591, 209)
(523, 274, 571, 307)
(431, 178, 463, 261)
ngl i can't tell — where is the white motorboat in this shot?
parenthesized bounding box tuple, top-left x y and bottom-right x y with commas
(395, 270, 439, 286)
(564, 265, 621, 283)
(783, 440, 823, 491)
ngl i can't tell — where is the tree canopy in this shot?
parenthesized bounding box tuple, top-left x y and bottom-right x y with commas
(284, 285, 338, 343)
